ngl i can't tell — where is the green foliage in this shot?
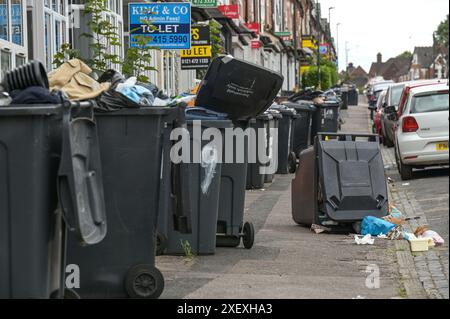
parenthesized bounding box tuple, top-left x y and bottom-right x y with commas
(123, 20, 158, 83)
(396, 51, 412, 59)
(302, 60, 339, 90)
(83, 0, 121, 73)
(52, 43, 81, 68)
(181, 240, 195, 262)
(435, 15, 449, 47)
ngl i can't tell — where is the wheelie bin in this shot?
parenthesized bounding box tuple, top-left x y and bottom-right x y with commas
(340, 87, 349, 110)
(292, 133, 388, 231)
(348, 87, 359, 106)
(310, 100, 340, 143)
(157, 108, 232, 256)
(269, 105, 298, 174)
(195, 56, 284, 250)
(246, 112, 272, 190)
(264, 109, 281, 183)
(284, 101, 317, 157)
(0, 101, 106, 299)
(66, 105, 188, 299)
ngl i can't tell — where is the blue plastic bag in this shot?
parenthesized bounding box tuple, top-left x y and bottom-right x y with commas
(361, 216, 396, 236)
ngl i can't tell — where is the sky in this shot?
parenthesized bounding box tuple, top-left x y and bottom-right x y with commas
(318, 0, 449, 72)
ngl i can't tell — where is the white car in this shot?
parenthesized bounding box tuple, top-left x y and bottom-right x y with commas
(395, 83, 449, 180)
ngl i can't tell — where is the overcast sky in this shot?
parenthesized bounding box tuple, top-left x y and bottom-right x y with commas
(318, 0, 449, 72)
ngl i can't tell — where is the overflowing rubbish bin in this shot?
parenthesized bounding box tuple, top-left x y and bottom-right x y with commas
(310, 100, 340, 143)
(0, 100, 107, 299)
(157, 108, 232, 256)
(269, 105, 298, 174)
(292, 133, 388, 230)
(284, 101, 317, 158)
(66, 106, 187, 299)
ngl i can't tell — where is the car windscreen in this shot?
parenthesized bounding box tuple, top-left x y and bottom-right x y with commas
(390, 86, 404, 106)
(411, 91, 449, 114)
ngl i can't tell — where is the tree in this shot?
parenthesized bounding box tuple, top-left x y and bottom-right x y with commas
(435, 15, 449, 47)
(396, 51, 412, 59)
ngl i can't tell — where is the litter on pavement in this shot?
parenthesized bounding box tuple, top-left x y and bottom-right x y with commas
(354, 234, 375, 245)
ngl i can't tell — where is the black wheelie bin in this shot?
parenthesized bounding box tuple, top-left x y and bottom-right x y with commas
(246, 112, 272, 190)
(284, 101, 317, 158)
(292, 133, 388, 231)
(264, 109, 281, 183)
(66, 105, 188, 299)
(0, 100, 107, 299)
(195, 56, 283, 249)
(310, 100, 340, 143)
(157, 108, 232, 256)
(269, 104, 298, 174)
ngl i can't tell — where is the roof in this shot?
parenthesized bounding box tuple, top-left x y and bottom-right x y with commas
(350, 66, 368, 77)
(410, 83, 449, 95)
(413, 47, 434, 68)
(369, 62, 385, 77)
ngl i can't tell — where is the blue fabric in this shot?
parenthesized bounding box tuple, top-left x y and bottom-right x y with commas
(120, 85, 155, 106)
(361, 216, 396, 236)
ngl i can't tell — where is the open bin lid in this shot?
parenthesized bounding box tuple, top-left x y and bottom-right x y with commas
(195, 56, 284, 120)
(58, 102, 107, 246)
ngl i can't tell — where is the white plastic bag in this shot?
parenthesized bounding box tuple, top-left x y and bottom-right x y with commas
(420, 230, 445, 246)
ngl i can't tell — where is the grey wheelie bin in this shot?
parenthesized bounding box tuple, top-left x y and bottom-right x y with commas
(157, 108, 232, 256)
(246, 112, 272, 190)
(284, 101, 317, 157)
(264, 109, 281, 183)
(310, 100, 340, 143)
(195, 56, 283, 250)
(270, 105, 298, 174)
(348, 87, 359, 106)
(0, 101, 107, 299)
(66, 105, 188, 299)
(292, 133, 388, 231)
(340, 87, 349, 110)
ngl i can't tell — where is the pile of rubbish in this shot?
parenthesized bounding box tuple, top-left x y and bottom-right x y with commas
(354, 205, 444, 252)
(0, 59, 196, 109)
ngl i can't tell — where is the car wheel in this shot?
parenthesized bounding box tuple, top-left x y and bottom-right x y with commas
(396, 147, 413, 181)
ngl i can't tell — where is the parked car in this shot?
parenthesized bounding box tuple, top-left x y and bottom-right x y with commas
(393, 82, 449, 180)
(373, 90, 388, 140)
(368, 81, 394, 107)
(383, 79, 446, 148)
(380, 82, 410, 147)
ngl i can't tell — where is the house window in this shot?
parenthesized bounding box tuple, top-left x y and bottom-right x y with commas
(43, 0, 69, 70)
(0, 0, 26, 79)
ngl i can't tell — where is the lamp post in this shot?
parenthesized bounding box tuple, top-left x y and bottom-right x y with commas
(328, 7, 335, 36)
(336, 22, 341, 69)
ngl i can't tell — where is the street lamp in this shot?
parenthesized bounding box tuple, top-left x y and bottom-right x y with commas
(328, 7, 335, 35)
(336, 22, 341, 69)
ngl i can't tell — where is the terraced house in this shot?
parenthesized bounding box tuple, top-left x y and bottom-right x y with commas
(0, 0, 336, 94)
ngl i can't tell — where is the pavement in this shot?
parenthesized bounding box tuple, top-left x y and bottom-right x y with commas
(156, 97, 448, 299)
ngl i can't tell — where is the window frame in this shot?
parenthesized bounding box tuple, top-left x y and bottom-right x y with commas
(0, 0, 27, 80)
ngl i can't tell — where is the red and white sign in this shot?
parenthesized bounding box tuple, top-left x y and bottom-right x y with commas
(218, 4, 240, 19)
(245, 22, 260, 35)
(251, 40, 262, 49)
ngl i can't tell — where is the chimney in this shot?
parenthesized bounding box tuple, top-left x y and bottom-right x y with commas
(377, 53, 382, 63)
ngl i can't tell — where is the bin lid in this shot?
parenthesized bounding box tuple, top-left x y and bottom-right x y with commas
(270, 104, 297, 116)
(266, 109, 283, 119)
(185, 107, 232, 128)
(282, 102, 317, 113)
(58, 103, 107, 246)
(195, 56, 283, 120)
(319, 100, 340, 108)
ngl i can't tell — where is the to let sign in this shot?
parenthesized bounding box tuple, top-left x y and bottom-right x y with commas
(181, 25, 212, 70)
(218, 4, 240, 19)
(192, 0, 217, 8)
(129, 2, 191, 50)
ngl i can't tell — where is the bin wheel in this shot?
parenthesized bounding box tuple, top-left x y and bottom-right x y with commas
(288, 152, 298, 173)
(125, 264, 164, 299)
(242, 222, 255, 249)
(352, 222, 362, 234)
(156, 232, 167, 256)
(50, 288, 81, 299)
(216, 236, 241, 247)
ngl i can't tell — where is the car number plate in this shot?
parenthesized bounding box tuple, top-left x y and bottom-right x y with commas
(436, 143, 449, 151)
